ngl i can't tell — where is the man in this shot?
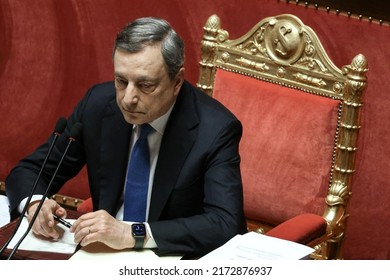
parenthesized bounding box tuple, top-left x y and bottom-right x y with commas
(5, 17, 246, 257)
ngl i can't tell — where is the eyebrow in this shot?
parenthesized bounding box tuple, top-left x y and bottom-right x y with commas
(114, 72, 162, 84)
(114, 72, 126, 78)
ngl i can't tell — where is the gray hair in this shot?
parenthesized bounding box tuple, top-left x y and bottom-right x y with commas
(113, 17, 185, 80)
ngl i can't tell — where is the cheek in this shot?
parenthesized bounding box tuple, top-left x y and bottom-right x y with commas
(144, 101, 159, 118)
(152, 94, 173, 113)
(115, 90, 123, 103)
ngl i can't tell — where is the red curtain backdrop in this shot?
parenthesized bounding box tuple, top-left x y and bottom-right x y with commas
(1, 0, 389, 259)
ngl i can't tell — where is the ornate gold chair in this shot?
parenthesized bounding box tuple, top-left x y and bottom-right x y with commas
(197, 14, 368, 259)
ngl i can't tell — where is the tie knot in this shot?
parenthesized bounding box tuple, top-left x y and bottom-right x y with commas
(139, 123, 153, 140)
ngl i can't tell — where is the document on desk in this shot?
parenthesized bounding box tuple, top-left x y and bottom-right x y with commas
(70, 242, 183, 260)
(200, 232, 315, 260)
(6, 216, 181, 259)
(7, 217, 77, 254)
(0, 195, 10, 228)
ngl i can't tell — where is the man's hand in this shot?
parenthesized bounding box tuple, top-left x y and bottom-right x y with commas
(27, 199, 67, 240)
(70, 210, 134, 250)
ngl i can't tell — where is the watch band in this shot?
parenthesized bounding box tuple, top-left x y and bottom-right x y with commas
(133, 235, 144, 250)
(132, 223, 146, 250)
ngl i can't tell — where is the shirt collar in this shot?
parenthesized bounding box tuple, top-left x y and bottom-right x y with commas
(133, 101, 175, 136)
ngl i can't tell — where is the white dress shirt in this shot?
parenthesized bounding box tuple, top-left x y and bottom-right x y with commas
(115, 104, 174, 248)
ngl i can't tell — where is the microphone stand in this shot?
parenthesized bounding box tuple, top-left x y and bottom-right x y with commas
(0, 117, 67, 256)
(6, 122, 82, 260)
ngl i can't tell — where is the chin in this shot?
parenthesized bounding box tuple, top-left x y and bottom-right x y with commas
(123, 115, 146, 125)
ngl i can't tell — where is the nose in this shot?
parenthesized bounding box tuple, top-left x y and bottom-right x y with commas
(123, 83, 139, 104)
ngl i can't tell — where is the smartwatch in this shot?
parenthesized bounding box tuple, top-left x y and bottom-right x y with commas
(131, 223, 146, 250)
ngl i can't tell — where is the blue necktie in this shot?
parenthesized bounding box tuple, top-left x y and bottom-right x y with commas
(124, 124, 153, 222)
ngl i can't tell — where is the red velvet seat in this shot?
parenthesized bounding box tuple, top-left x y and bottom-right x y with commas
(197, 14, 368, 259)
(266, 213, 328, 245)
(77, 197, 93, 214)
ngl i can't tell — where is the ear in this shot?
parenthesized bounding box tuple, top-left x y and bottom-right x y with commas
(173, 67, 185, 96)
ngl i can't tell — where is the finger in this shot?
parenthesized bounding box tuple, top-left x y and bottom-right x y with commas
(32, 200, 60, 239)
(42, 200, 59, 227)
(40, 218, 60, 239)
(70, 212, 95, 232)
(30, 216, 56, 239)
(26, 201, 40, 222)
(27, 203, 50, 237)
(45, 199, 64, 226)
(31, 220, 44, 236)
(55, 206, 67, 219)
(74, 225, 96, 245)
(35, 213, 60, 239)
(79, 227, 100, 247)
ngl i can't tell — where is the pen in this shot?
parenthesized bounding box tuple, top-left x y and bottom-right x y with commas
(53, 215, 72, 228)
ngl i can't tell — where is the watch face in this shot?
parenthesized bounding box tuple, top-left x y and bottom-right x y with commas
(132, 224, 146, 236)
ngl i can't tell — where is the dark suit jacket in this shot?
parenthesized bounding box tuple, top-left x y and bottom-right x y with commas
(6, 80, 247, 256)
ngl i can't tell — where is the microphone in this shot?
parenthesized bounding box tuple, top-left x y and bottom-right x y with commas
(6, 122, 83, 260)
(0, 117, 67, 256)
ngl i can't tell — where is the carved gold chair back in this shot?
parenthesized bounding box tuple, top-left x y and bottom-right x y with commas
(197, 14, 368, 259)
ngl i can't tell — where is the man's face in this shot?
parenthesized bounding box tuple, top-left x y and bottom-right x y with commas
(113, 45, 184, 125)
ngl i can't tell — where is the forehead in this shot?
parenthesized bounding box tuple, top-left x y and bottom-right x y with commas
(113, 46, 167, 79)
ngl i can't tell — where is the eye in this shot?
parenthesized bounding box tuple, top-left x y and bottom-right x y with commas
(138, 82, 156, 94)
(114, 77, 128, 90)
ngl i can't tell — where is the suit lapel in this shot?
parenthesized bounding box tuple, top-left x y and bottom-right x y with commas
(149, 84, 199, 221)
(98, 99, 132, 215)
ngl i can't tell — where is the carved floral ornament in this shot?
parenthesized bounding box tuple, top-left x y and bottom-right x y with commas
(216, 17, 346, 95)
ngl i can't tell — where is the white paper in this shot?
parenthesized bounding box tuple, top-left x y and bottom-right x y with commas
(200, 231, 315, 260)
(0, 195, 10, 227)
(6, 217, 77, 254)
(70, 242, 183, 260)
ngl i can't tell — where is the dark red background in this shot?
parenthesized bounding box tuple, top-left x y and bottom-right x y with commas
(1, 0, 389, 259)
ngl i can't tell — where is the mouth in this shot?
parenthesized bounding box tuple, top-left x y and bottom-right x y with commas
(122, 106, 145, 116)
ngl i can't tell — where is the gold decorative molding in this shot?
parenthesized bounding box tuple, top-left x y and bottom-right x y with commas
(236, 57, 269, 72)
(293, 72, 326, 87)
(198, 14, 347, 100)
(325, 181, 350, 206)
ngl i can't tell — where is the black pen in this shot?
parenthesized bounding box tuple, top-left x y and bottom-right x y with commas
(53, 215, 72, 228)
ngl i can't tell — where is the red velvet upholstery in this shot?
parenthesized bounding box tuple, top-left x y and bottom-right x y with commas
(77, 197, 93, 214)
(266, 213, 327, 245)
(213, 69, 340, 225)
